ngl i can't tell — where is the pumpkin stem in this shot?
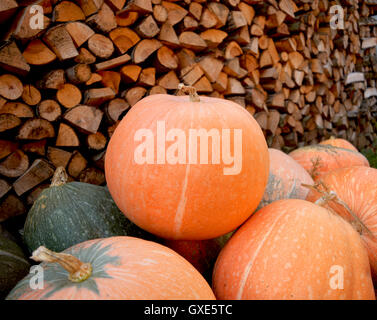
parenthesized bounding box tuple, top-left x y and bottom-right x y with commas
(51, 167, 68, 187)
(177, 83, 200, 102)
(302, 183, 375, 239)
(31, 246, 92, 283)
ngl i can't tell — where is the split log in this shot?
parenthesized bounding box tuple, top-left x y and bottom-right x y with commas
(56, 123, 79, 147)
(0, 150, 29, 178)
(13, 159, 54, 196)
(18, 118, 55, 140)
(37, 100, 62, 122)
(56, 84, 82, 108)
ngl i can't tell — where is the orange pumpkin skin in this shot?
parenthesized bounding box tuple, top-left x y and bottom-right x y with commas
(105, 94, 269, 240)
(257, 148, 314, 209)
(289, 145, 369, 181)
(164, 232, 233, 280)
(319, 138, 358, 152)
(306, 166, 377, 284)
(7, 237, 216, 300)
(212, 199, 375, 300)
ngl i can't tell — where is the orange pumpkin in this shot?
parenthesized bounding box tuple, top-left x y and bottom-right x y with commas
(306, 166, 377, 284)
(289, 144, 369, 181)
(319, 137, 358, 152)
(105, 87, 269, 240)
(257, 148, 314, 209)
(163, 232, 233, 281)
(7, 236, 216, 300)
(212, 199, 375, 300)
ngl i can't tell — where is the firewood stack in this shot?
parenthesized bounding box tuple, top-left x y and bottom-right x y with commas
(0, 0, 376, 221)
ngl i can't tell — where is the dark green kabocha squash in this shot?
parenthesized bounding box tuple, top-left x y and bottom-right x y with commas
(0, 231, 30, 299)
(24, 167, 153, 253)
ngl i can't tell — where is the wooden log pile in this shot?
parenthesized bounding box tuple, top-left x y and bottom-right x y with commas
(0, 0, 377, 223)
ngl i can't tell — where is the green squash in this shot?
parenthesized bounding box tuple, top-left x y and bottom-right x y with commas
(0, 232, 30, 299)
(24, 167, 153, 253)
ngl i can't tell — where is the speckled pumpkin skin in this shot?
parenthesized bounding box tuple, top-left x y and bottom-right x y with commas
(289, 145, 369, 181)
(6, 236, 216, 300)
(24, 183, 153, 253)
(306, 166, 377, 284)
(319, 138, 358, 152)
(257, 148, 314, 210)
(212, 199, 375, 300)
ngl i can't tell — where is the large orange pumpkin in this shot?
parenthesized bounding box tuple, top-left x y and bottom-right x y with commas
(289, 145, 369, 181)
(105, 87, 269, 240)
(319, 137, 358, 152)
(6, 236, 215, 300)
(306, 166, 377, 284)
(257, 148, 314, 209)
(212, 199, 375, 300)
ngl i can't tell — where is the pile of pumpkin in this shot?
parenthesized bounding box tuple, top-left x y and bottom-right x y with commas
(1, 86, 377, 300)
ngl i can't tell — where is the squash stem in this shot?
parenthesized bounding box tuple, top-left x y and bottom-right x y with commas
(51, 167, 68, 187)
(177, 83, 200, 102)
(303, 183, 375, 239)
(31, 246, 92, 283)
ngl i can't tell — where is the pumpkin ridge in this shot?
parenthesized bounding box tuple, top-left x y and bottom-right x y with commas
(236, 209, 285, 299)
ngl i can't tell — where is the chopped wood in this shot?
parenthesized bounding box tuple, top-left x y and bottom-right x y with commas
(23, 40, 57, 66)
(22, 139, 46, 156)
(157, 70, 180, 89)
(43, 25, 79, 61)
(116, 11, 139, 26)
(37, 100, 62, 122)
(56, 84, 82, 108)
(0, 114, 21, 133)
(86, 3, 117, 33)
(155, 46, 178, 71)
(136, 15, 160, 38)
(0, 179, 11, 200)
(0, 140, 18, 161)
(119, 0, 153, 14)
(67, 151, 88, 178)
(121, 65, 142, 83)
(83, 88, 116, 106)
(79, 167, 105, 185)
(47, 147, 72, 168)
(0, 102, 33, 118)
(0, 74, 23, 100)
(22, 84, 41, 106)
(110, 27, 141, 54)
(53, 1, 85, 22)
(0, 150, 29, 178)
(0, 42, 30, 76)
(94, 53, 131, 71)
(99, 71, 121, 94)
(133, 39, 162, 63)
(200, 29, 228, 48)
(123, 87, 147, 106)
(13, 159, 54, 196)
(0, 0, 18, 22)
(105, 98, 130, 122)
(0, 194, 26, 222)
(66, 64, 92, 84)
(138, 67, 156, 86)
(88, 34, 114, 59)
(158, 22, 180, 47)
(37, 69, 65, 90)
(345, 72, 366, 85)
(56, 123, 79, 147)
(65, 22, 95, 47)
(162, 1, 188, 25)
(18, 118, 55, 140)
(87, 132, 107, 150)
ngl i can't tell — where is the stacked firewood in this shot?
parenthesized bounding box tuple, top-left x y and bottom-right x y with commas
(0, 0, 377, 221)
